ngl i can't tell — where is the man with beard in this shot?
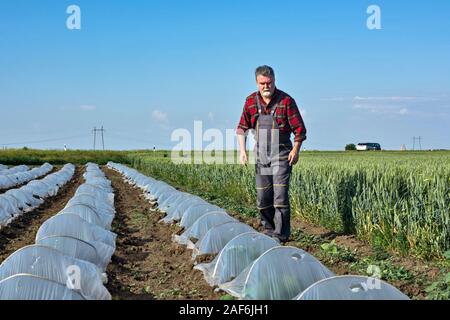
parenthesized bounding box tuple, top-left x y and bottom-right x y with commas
(236, 65, 307, 243)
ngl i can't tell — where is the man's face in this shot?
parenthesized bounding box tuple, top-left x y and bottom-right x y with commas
(256, 75, 275, 98)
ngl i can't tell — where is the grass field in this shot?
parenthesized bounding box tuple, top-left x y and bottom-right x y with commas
(2, 148, 449, 259)
(1, 148, 449, 299)
(0, 148, 130, 165)
(128, 150, 450, 260)
(0, 149, 450, 258)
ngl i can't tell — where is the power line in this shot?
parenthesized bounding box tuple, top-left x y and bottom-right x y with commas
(107, 133, 175, 150)
(0, 134, 90, 146)
(107, 133, 156, 145)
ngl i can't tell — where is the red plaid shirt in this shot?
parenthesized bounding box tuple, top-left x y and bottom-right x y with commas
(236, 89, 307, 143)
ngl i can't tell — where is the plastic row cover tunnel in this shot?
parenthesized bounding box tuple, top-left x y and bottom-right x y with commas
(107, 163, 253, 259)
(0, 245, 110, 300)
(218, 246, 335, 300)
(106, 162, 226, 227)
(36, 163, 116, 270)
(0, 164, 75, 228)
(0, 163, 115, 300)
(0, 165, 28, 175)
(294, 275, 410, 300)
(204, 235, 409, 300)
(0, 163, 53, 190)
(106, 163, 410, 300)
(108, 163, 327, 299)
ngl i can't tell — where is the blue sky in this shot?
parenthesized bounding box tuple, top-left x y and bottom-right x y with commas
(0, 0, 449, 150)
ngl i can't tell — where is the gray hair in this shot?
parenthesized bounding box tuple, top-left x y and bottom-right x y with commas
(255, 65, 275, 79)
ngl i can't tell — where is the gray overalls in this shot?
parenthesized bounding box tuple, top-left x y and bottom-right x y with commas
(254, 93, 292, 242)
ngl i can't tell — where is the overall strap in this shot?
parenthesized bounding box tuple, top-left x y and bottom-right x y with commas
(256, 92, 278, 116)
(256, 93, 262, 114)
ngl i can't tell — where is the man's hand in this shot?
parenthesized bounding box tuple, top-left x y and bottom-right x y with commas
(239, 151, 248, 165)
(237, 134, 248, 166)
(288, 150, 299, 166)
(288, 142, 302, 166)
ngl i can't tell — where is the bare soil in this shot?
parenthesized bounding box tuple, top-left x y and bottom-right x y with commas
(103, 167, 221, 300)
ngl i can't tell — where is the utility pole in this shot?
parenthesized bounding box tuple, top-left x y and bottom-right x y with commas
(101, 126, 105, 151)
(412, 136, 423, 151)
(92, 126, 106, 151)
(93, 127, 96, 151)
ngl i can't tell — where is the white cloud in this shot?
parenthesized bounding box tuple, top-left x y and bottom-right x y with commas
(320, 95, 443, 103)
(79, 105, 97, 111)
(353, 104, 409, 116)
(320, 97, 345, 101)
(152, 110, 168, 123)
(398, 108, 409, 115)
(354, 96, 420, 102)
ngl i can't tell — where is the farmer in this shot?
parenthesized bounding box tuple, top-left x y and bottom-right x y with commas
(236, 65, 307, 243)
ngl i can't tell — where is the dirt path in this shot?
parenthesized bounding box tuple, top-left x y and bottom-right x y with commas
(103, 167, 221, 300)
(0, 166, 84, 263)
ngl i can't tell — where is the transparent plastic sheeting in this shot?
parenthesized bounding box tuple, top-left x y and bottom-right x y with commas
(0, 274, 84, 300)
(174, 212, 237, 247)
(192, 222, 255, 259)
(107, 162, 410, 300)
(219, 247, 335, 300)
(60, 203, 113, 230)
(0, 163, 53, 189)
(106, 163, 181, 204)
(295, 275, 410, 300)
(158, 190, 185, 210)
(161, 195, 199, 220)
(0, 245, 111, 300)
(37, 236, 101, 270)
(161, 197, 207, 224)
(179, 204, 226, 229)
(195, 232, 279, 286)
(36, 214, 116, 270)
(106, 163, 251, 262)
(0, 163, 116, 300)
(105, 163, 211, 225)
(0, 164, 75, 227)
(67, 194, 115, 216)
(112, 164, 156, 189)
(0, 165, 28, 175)
(144, 183, 176, 202)
(107, 162, 178, 203)
(4, 189, 42, 211)
(158, 192, 192, 212)
(75, 184, 114, 207)
(106, 162, 156, 190)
